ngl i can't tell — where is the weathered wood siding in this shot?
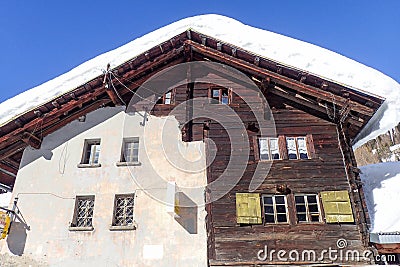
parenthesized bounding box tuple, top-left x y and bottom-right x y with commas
(151, 79, 371, 266)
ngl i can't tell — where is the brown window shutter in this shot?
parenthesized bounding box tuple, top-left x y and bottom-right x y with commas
(278, 135, 288, 159)
(306, 134, 316, 159)
(253, 136, 260, 161)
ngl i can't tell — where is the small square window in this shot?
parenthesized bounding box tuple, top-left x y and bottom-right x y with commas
(258, 137, 280, 161)
(121, 138, 139, 163)
(210, 87, 230, 104)
(262, 195, 288, 223)
(70, 195, 95, 229)
(286, 137, 309, 160)
(295, 194, 321, 223)
(81, 139, 101, 165)
(112, 194, 135, 227)
(156, 90, 174, 104)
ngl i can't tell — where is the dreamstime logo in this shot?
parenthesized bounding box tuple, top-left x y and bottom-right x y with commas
(122, 61, 276, 207)
(256, 238, 375, 263)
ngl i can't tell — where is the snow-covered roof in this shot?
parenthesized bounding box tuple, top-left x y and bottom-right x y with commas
(360, 161, 400, 234)
(0, 14, 399, 147)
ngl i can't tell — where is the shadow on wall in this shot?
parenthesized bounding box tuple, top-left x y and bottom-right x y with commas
(6, 222, 28, 256)
(19, 107, 125, 170)
(175, 192, 197, 234)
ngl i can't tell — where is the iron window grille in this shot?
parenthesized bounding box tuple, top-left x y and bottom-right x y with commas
(71, 195, 95, 228)
(112, 194, 135, 227)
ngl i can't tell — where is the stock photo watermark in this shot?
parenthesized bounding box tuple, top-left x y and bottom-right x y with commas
(257, 238, 396, 263)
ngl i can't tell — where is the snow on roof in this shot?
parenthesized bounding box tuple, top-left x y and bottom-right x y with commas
(360, 161, 400, 233)
(0, 14, 399, 146)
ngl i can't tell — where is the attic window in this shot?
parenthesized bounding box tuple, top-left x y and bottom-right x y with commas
(258, 137, 280, 160)
(286, 137, 308, 159)
(157, 90, 174, 104)
(78, 139, 101, 167)
(210, 87, 230, 104)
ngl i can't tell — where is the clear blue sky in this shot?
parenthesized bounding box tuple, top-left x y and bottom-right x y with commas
(1, 1, 399, 103)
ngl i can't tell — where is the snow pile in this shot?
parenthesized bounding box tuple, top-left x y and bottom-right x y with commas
(360, 161, 400, 233)
(0, 14, 399, 147)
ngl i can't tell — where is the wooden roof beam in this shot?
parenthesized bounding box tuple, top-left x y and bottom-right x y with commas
(187, 40, 375, 117)
(269, 86, 364, 128)
(21, 132, 42, 149)
(0, 162, 17, 178)
(0, 142, 25, 161)
(105, 85, 124, 106)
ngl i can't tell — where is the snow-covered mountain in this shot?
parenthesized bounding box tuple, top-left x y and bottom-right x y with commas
(0, 14, 399, 148)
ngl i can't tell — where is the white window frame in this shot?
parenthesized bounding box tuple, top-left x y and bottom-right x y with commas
(294, 194, 322, 223)
(80, 139, 101, 166)
(262, 195, 289, 224)
(210, 87, 231, 104)
(121, 137, 139, 163)
(286, 136, 309, 160)
(258, 137, 280, 161)
(157, 89, 174, 104)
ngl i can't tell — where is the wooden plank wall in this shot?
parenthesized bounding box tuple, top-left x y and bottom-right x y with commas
(150, 77, 370, 266)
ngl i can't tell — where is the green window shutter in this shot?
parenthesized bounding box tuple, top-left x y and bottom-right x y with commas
(236, 193, 262, 224)
(321, 190, 354, 223)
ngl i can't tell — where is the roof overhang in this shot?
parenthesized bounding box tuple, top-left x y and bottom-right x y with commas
(0, 29, 385, 187)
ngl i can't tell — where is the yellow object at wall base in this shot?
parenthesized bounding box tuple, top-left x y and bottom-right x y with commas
(0, 211, 11, 239)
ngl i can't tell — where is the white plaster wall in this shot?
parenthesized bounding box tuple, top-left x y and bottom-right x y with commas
(0, 107, 208, 267)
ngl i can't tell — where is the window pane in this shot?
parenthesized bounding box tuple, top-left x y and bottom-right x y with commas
(212, 89, 220, 98)
(296, 204, 306, 213)
(276, 205, 286, 213)
(269, 138, 280, 159)
(275, 196, 285, 204)
(308, 204, 319, 213)
(297, 214, 307, 222)
(221, 89, 229, 104)
(277, 214, 287, 222)
(297, 137, 308, 159)
(307, 195, 317, 204)
(264, 205, 274, 214)
(295, 196, 305, 203)
(265, 215, 275, 223)
(311, 214, 320, 222)
(263, 196, 273, 205)
(259, 138, 270, 160)
(286, 137, 297, 159)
